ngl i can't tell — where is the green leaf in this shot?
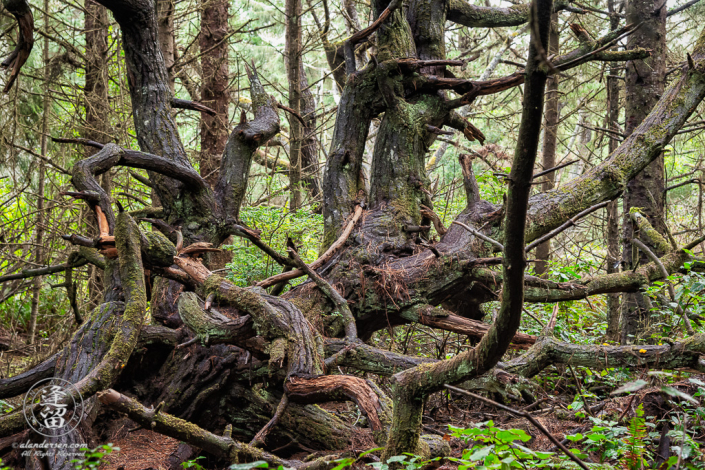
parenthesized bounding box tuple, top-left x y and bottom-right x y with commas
(330, 458, 355, 470)
(662, 386, 698, 404)
(358, 447, 383, 458)
(610, 379, 648, 396)
(230, 461, 270, 470)
(469, 445, 493, 461)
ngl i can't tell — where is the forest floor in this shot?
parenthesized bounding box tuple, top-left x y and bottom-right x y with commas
(97, 378, 695, 470)
(2, 327, 701, 469)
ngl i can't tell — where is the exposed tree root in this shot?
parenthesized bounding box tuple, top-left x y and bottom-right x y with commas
(286, 375, 392, 444)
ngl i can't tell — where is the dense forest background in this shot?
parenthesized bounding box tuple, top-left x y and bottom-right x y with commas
(1, 0, 705, 467)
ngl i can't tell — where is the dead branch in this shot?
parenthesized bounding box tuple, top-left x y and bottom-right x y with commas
(257, 205, 364, 288)
(451, 220, 504, 250)
(525, 201, 610, 252)
(172, 98, 217, 115)
(98, 389, 294, 467)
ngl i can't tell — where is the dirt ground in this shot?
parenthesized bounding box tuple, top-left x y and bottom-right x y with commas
(102, 429, 180, 470)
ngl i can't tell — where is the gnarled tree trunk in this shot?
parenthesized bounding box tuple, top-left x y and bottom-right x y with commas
(2, 0, 705, 467)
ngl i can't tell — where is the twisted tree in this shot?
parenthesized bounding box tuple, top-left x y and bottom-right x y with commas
(2, 0, 705, 466)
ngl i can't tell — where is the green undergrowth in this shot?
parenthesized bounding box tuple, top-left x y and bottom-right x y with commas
(224, 206, 323, 288)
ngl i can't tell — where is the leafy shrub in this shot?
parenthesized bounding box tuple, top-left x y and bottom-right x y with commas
(70, 443, 118, 470)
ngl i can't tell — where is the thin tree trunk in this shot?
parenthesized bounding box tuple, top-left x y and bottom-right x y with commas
(286, 0, 302, 212)
(620, 0, 667, 344)
(157, 0, 176, 92)
(534, 12, 559, 277)
(27, 0, 50, 345)
(300, 63, 322, 205)
(84, 0, 110, 311)
(199, 0, 232, 270)
(605, 0, 622, 341)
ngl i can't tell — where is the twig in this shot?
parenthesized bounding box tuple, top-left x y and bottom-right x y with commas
(568, 365, 595, 418)
(667, 0, 702, 16)
(444, 384, 590, 470)
(172, 98, 216, 116)
(525, 201, 610, 252)
(522, 307, 545, 327)
(257, 205, 364, 288)
(531, 160, 577, 180)
(277, 103, 306, 125)
(631, 238, 694, 334)
(250, 395, 289, 447)
(52, 136, 105, 149)
(451, 221, 504, 250)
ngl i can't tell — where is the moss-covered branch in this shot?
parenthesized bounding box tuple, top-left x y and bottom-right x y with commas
(98, 389, 294, 467)
(382, 0, 553, 455)
(72, 210, 147, 396)
(524, 27, 705, 243)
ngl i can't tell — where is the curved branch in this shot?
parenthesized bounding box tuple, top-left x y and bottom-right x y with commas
(285, 375, 392, 444)
(174, 256, 325, 377)
(1, 0, 34, 92)
(500, 334, 705, 379)
(383, 0, 553, 455)
(71, 143, 207, 231)
(215, 63, 280, 219)
(71, 209, 147, 397)
(0, 353, 57, 399)
(486, 247, 696, 303)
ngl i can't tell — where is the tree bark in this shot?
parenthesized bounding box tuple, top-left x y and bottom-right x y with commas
(286, 0, 303, 212)
(27, 0, 50, 345)
(605, 0, 622, 342)
(83, 0, 110, 311)
(534, 12, 560, 277)
(156, 0, 176, 92)
(620, 0, 668, 344)
(199, 0, 230, 187)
